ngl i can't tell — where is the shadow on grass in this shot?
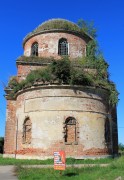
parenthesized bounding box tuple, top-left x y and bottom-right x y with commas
(63, 172, 79, 177)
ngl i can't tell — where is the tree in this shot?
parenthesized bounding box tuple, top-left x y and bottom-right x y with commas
(77, 19, 97, 38)
(0, 137, 4, 154)
(77, 19, 99, 60)
(118, 143, 124, 151)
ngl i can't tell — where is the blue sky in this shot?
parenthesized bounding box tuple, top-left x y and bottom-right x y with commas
(0, 0, 124, 144)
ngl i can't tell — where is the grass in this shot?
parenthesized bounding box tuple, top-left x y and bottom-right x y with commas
(0, 156, 113, 165)
(0, 156, 53, 165)
(1, 155, 124, 179)
(17, 167, 116, 180)
(17, 156, 124, 180)
(1, 152, 123, 178)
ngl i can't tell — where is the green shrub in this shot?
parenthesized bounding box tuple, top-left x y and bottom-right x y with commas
(50, 57, 71, 83)
(70, 70, 93, 86)
(8, 76, 18, 89)
(7, 57, 119, 106)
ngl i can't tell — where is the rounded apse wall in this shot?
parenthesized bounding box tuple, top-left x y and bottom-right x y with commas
(23, 32, 86, 59)
(15, 85, 112, 159)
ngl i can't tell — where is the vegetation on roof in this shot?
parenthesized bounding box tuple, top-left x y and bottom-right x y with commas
(16, 56, 55, 64)
(23, 19, 94, 43)
(7, 56, 118, 106)
(6, 18, 119, 106)
(33, 19, 80, 33)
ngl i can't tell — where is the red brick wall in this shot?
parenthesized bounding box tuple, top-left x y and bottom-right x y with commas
(24, 32, 86, 58)
(4, 27, 118, 159)
(17, 64, 45, 81)
(15, 141, 111, 157)
(4, 100, 16, 154)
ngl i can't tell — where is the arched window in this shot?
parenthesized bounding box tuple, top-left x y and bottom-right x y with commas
(23, 117, 31, 144)
(64, 117, 76, 144)
(58, 38, 68, 56)
(31, 42, 38, 56)
(105, 118, 110, 143)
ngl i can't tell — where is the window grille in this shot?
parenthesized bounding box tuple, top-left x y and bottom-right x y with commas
(58, 38, 68, 56)
(31, 42, 38, 56)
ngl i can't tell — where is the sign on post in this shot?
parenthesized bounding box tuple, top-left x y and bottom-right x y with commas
(54, 151, 66, 170)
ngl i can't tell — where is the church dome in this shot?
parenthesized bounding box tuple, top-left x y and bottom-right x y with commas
(32, 19, 80, 33)
(23, 19, 92, 45)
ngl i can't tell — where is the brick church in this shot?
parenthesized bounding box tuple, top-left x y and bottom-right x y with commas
(4, 19, 118, 159)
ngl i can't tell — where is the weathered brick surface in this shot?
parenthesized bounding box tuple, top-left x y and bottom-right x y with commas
(15, 143, 111, 157)
(4, 86, 115, 158)
(4, 23, 118, 159)
(4, 85, 118, 158)
(24, 32, 86, 58)
(17, 65, 45, 81)
(4, 100, 16, 154)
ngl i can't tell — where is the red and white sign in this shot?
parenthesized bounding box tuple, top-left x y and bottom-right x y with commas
(54, 151, 66, 170)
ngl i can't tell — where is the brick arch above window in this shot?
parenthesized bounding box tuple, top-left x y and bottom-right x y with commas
(63, 117, 79, 145)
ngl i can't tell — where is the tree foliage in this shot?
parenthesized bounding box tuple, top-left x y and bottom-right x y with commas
(118, 143, 124, 151)
(77, 19, 97, 38)
(0, 137, 4, 154)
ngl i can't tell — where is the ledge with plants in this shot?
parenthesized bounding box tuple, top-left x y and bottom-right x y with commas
(16, 56, 56, 65)
(5, 56, 118, 106)
(5, 19, 119, 106)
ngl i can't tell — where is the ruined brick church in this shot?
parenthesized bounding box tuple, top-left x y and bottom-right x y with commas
(4, 19, 118, 159)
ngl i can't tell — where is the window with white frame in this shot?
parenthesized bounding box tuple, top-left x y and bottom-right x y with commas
(58, 38, 68, 56)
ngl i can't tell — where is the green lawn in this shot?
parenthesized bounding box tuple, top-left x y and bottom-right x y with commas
(1, 155, 124, 179)
(0, 155, 113, 165)
(17, 156, 124, 180)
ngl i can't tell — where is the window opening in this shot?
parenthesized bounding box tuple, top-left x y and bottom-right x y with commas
(23, 117, 31, 144)
(58, 38, 68, 55)
(31, 42, 38, 56)
(65, 117, 76, 144)
(105, 118, 110, 143)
